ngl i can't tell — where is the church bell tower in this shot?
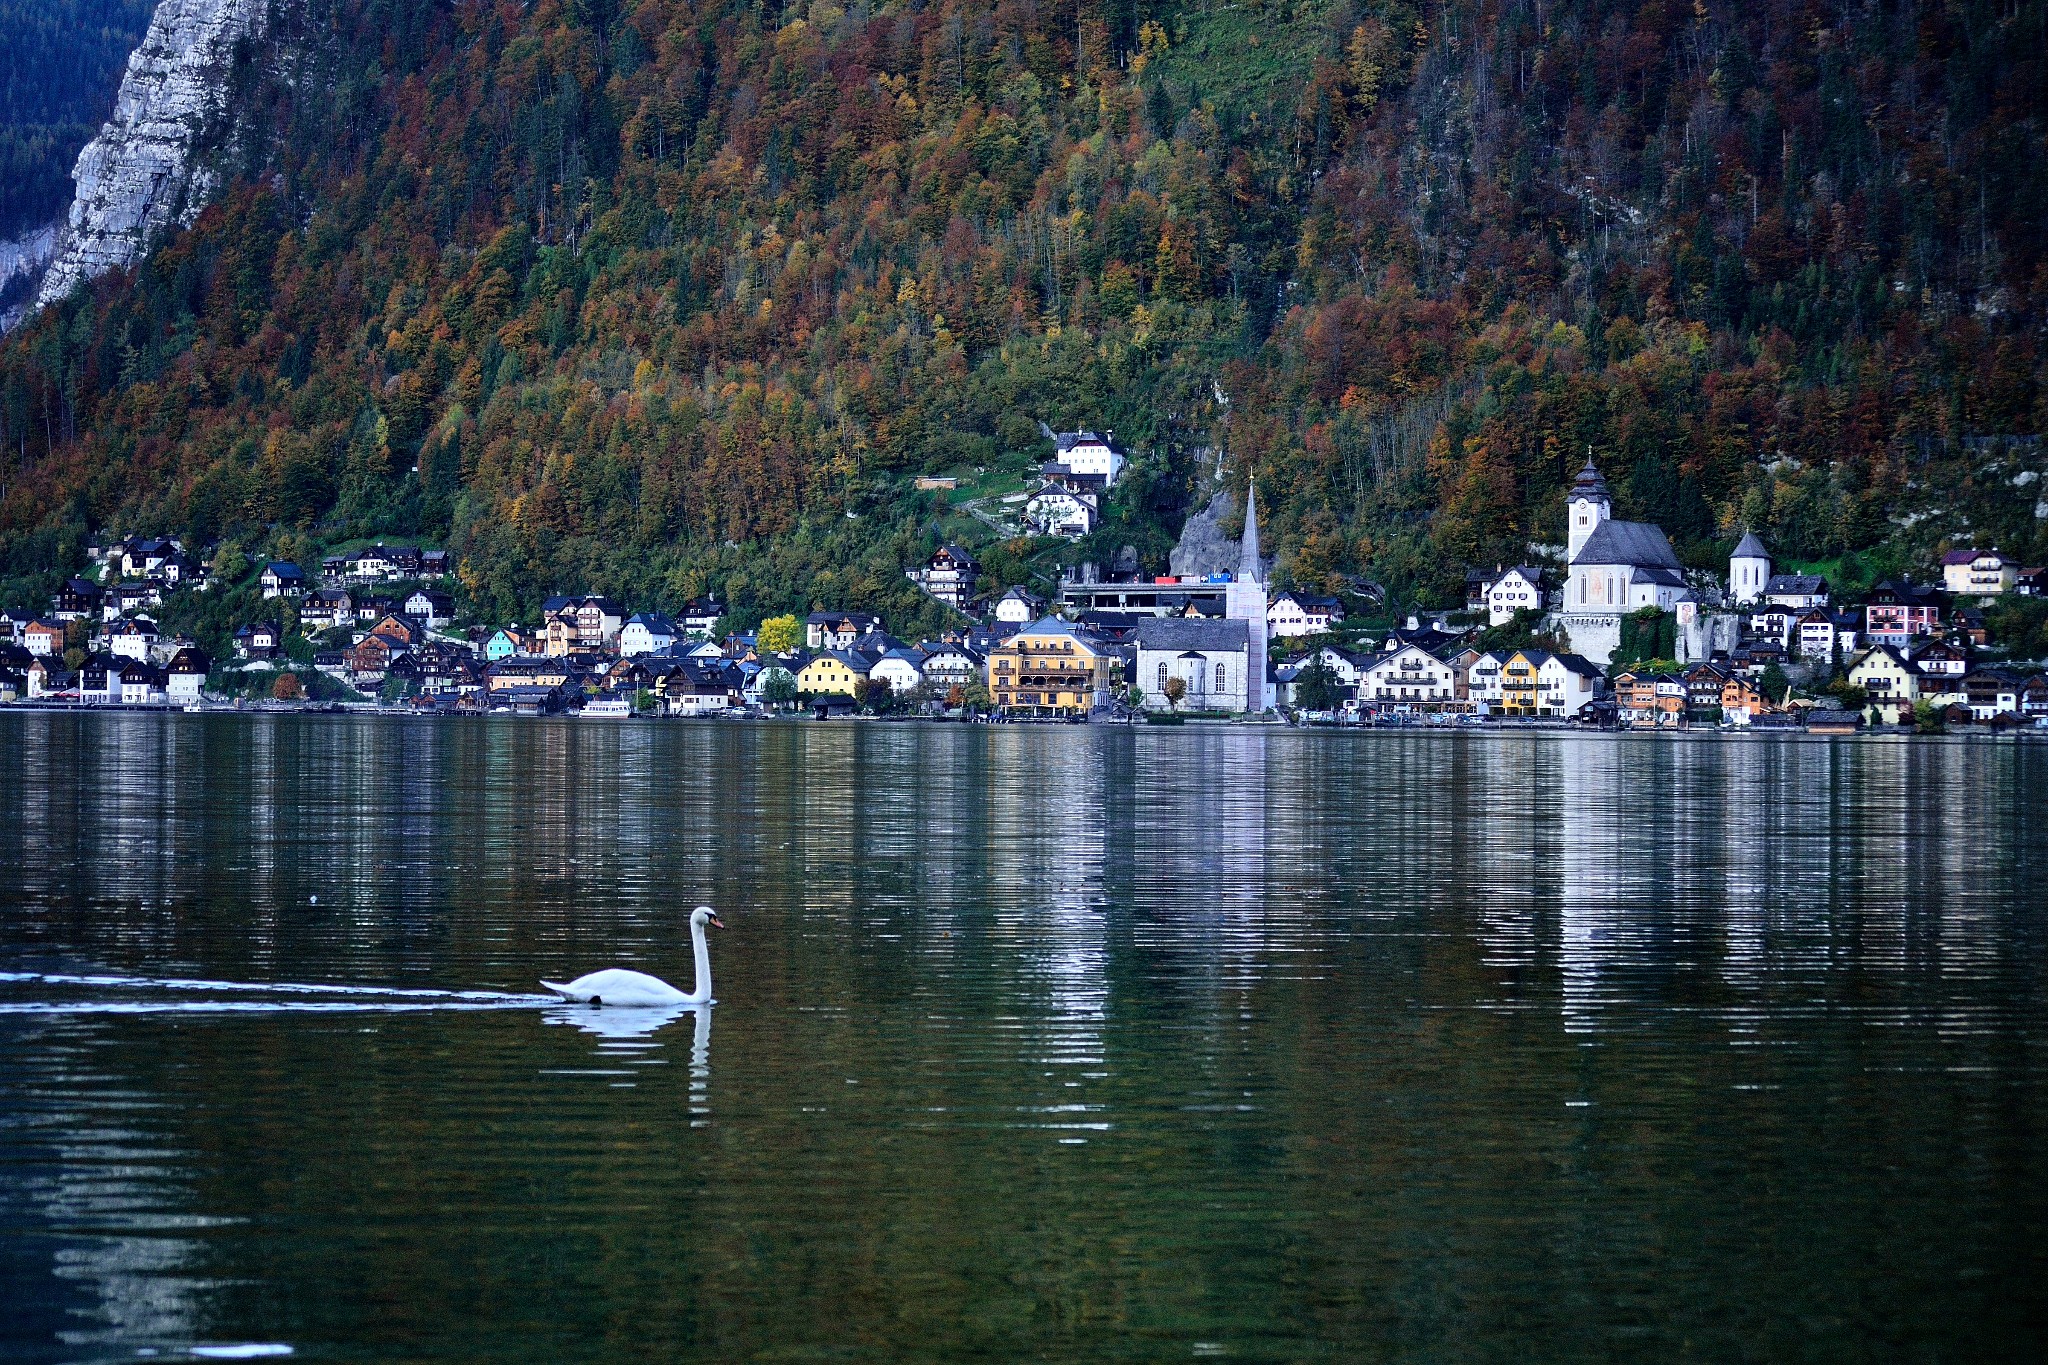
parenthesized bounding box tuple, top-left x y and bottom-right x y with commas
(1567, 456, 1611, 562)
(1226, 482, 1269, 712)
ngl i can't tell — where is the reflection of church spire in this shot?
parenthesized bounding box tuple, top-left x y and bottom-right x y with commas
(1239, 481, 1262, 583)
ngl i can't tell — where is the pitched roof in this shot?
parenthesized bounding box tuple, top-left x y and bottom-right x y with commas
(1571, 519, 1681, 570)
(1765, 573, 1827, 594)
(1053, 430, 1115, 451)
(1732, 531, 1770, 559)
(1630, 565, 1686, 588)
(1135, 617, 1251, 652)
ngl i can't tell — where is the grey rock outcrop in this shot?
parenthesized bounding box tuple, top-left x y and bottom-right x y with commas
(0, 223, 61, 330)
(1171, 487, 1245, 579)
(36, 0, 272, 311)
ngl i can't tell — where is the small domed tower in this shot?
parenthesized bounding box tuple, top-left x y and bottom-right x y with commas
(1566, 457, 1611, 561)
(1729, 530, 1771, 606)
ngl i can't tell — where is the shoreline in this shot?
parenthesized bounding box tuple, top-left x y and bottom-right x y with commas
(1, 701, 2041, 740)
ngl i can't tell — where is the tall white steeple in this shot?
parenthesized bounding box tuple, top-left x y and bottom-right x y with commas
(1227, 481, 1269, 712)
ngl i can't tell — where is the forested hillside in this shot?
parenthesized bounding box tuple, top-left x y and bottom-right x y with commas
(1, 0, 2044, 629)
(0, 1, 157, 240)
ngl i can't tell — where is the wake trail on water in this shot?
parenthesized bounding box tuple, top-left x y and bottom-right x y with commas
(0, 970, 554, 1015)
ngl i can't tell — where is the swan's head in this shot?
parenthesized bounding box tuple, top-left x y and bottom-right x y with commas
(692, 905, 726, 930)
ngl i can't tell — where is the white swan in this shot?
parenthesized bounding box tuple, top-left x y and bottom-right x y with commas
(541, 906, 724, 1006)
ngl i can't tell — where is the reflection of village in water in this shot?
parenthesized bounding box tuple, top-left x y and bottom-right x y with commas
(2, 714, 2042, 1354)
(4, 714, 2036, 1019)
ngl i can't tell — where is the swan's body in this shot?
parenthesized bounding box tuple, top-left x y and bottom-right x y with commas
(542, 906, 722, 1006)
(540, 967, 691, 1007)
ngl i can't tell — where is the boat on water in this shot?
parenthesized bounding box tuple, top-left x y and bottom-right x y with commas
(579, 697, 635, 718)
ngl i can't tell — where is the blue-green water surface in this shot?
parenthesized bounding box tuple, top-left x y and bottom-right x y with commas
(0, 714, 2043, 1362)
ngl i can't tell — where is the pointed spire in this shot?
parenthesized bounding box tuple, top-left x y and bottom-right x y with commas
(1239, 481, 1262, 582)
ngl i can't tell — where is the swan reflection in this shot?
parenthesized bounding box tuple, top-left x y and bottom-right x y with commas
(540, 1003, 713, 1115)
(542, 1001, 698, 1040)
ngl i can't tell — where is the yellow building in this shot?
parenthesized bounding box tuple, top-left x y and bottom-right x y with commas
(797, 651, 866, 696)
(1847, 644, 1919, 724)
(989, 619, 1105, 717)
(1498, 650, 1544, 716)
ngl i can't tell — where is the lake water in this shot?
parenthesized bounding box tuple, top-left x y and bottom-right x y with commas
(0, 714, 2043, 1363)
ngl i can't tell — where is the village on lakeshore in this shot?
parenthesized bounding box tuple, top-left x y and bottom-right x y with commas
(2, 431, 2045, 735)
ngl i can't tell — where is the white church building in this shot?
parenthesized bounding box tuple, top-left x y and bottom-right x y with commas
(1135, 485, 1270, 713)
(1555, 458, 1695, 665)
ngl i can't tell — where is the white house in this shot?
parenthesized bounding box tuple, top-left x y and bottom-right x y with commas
(118, 661, 165, 705)
(260, 562, 306, 598)
(1460, 650, 1508, 709)
(1729, 531, 1771, 605)
(22, 619, 64, 657)
(1536, 653, 1605, 717)
(918, 642, 982, 693)
(681, 598, 725, 636)
(1290, 644, 1370, 693)
(108, 619, 158, 662)
(166, 648, 209, 701)
(1794, 609, 1858, 662)
(1267, 591, 1344, 638)
(1483, 566, 1546, 625)
(404, 589, 453, 628)
(994, 587, 1044, 625)
(1050, 430, 1126, 484)
(1358, 645, 1459, 710)
(870, 648, 928, 694)
(805, 611, 883, 650)
(1135, 618, 1252, 713)
(1024, 483, 1098, 539)
(1750, 607, 1796, 646)
(619, 613, 678, 658)
(75, 656, 114, 703)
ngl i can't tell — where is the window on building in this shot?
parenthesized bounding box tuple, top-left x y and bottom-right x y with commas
(1214, 662, 1226, 690)
(1156, 662, 1167, 690)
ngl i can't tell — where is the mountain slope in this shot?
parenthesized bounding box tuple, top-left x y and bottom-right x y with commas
(2, 0, 2044, 626)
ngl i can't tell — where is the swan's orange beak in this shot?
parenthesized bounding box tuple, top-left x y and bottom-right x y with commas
(709, 915, 726, 930)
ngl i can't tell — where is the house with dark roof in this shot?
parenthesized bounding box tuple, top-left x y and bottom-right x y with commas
(1488, 567, 1549, 626)
(260, 562, 306, 598)
(1358, 644, 1461, 711)
(619, 613, 677, 657)
(53, 577, 104, 621)
(166, 647, 211, 701)
(681, 598, 725, 636)
(910, 545, 981, 611)
(1044, 430, 1127, 485)
(1864, 581, 1943, 645)
(1942, 548, 2019, 597)
(1763, 573, 1829, 609)
(805, 611, 883, 650)
(1268, 590, 1346, 637)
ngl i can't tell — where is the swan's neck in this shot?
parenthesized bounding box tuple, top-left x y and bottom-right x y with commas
(690, 919, 712, 1002)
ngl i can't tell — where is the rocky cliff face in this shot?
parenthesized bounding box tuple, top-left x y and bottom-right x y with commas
(0, 224, 60, 330)
(34, 0, 272, 311)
